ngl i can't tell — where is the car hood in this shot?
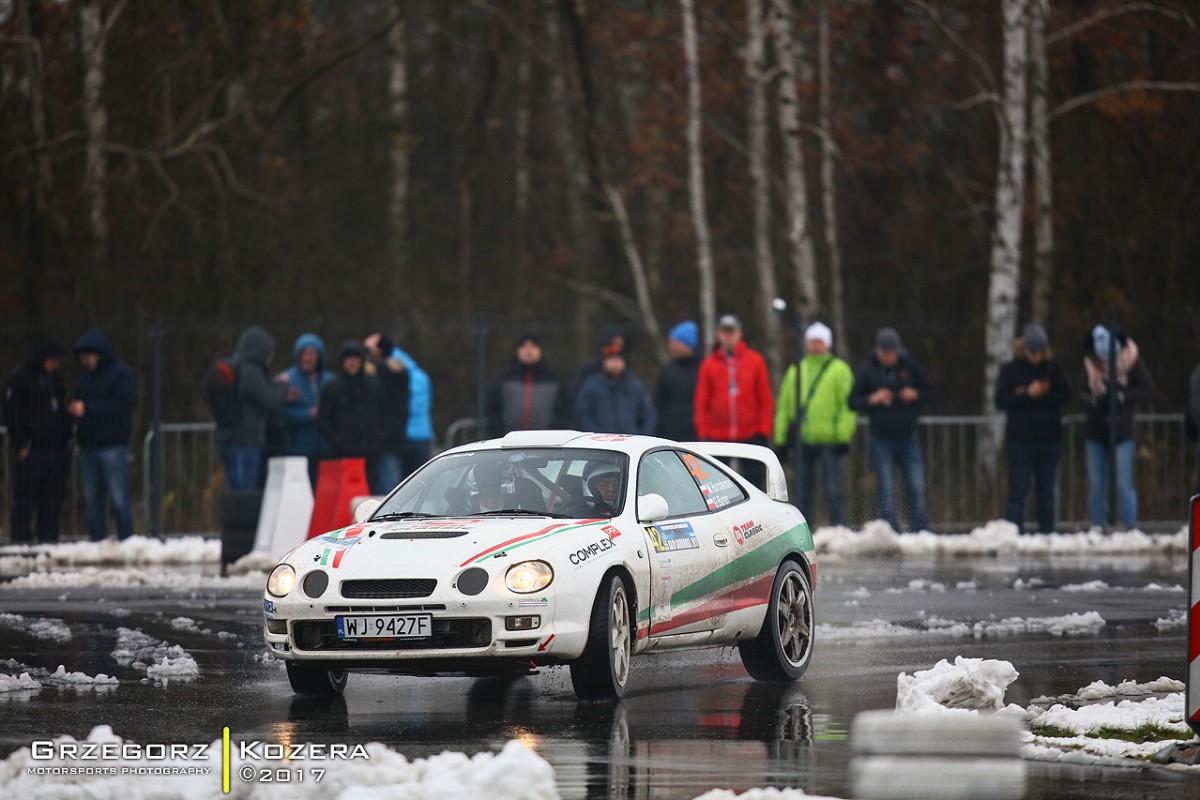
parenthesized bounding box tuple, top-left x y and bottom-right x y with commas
(284, 516, 616, 575)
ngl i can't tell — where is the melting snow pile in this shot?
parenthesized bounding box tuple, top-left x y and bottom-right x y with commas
(813, 519, 1187, 559)
(694, 790, 843, 800)
(0, 536, 218, 572)
(2, 567, 265, 591)
(1, 725, 560, 800)
(0, 612, 72, 642)
(895, 656, 1194, 766)
(817, 610, 1106, 642)
(111, 627, 199, 682)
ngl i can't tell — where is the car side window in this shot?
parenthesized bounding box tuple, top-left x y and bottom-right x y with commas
(678, 451, 748, 511)
(637, 450, 709, 518)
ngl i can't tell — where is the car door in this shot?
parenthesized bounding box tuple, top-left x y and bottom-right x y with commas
(636, 449, 735, 639)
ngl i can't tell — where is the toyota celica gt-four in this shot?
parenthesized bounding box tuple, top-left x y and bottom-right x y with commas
(263, 430, 816, 699)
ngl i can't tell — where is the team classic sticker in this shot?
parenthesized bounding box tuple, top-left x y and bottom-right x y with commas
(645, 521, 700, 553)
(732, 520, 763, 544)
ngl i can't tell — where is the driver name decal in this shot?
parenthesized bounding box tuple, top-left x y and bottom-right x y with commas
(645, 521, 700, 553)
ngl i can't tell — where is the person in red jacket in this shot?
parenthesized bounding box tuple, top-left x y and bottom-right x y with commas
(694, 315, 774, 488)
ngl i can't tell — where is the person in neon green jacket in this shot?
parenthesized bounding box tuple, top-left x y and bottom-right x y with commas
(773, 322, 857, 526)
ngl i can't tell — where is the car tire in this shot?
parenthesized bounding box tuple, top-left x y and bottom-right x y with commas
(570, 574, 633, 700)
(285, 661, 348, 696)
(739, 559, 814, 681)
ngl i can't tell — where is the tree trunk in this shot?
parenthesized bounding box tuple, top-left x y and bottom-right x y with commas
(680, 0, 717, 346)
(80, 0, 123, 315)
(387, 0, 409, 306)
(768, 0, 819, 322)
(17, 0, 53, 325)
(1028, 0, 1053, 326)
(514, 0, 532, 224)
(981, 0, 1031, 475)
(605, 183, 667, 363)
(746, 0, 782, 379)
(819, 0, 848, 357)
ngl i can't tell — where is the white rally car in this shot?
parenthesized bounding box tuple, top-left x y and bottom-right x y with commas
(263, 430, 816, 700)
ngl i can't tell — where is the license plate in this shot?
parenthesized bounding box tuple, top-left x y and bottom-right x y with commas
(335, 614, 432, 640)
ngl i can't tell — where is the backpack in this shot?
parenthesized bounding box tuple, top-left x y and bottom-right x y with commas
(204, 358, 241, 428)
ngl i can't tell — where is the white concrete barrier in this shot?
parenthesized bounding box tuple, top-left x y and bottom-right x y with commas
(254, 457, 315, 559)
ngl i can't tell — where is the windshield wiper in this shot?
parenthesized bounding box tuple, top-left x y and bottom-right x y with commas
(371, 511, 440, 520)
(475, 509, 569, 518)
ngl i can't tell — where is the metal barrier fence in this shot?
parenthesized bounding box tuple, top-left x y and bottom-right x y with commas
(1, 414, 1195, 538)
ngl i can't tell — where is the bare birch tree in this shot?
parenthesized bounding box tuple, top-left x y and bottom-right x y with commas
(1028, 0, 1052, 326)
(981, 0, 1031, 472)
(605, 183, 667, 362)
(746, 0, 782, 378)
(819, 0, 847, 356)
(768, 0, 819, 324)
(680, 0, 716, 345)
(387, 0, 409, 297)
(79, 0, 125, 312)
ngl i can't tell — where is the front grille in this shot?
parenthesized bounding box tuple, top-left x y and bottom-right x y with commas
(341, 579, 437, 599)
(292, 618, 491, 651)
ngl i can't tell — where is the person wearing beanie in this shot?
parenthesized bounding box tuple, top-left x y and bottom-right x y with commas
(572, 325, 629, 392)
(488, 332, 570, 436)
(773, 321, 856, 526)
(574, 342, 656, 435)
(849, 326, 934, 532)
(693, 314, 774, 488)
(1080, 324, 1156, 530)
(69, 330, 137, 541)
(3, 337, 72, 543)
(319, 340, 391, 493)
(993, 323, 1071, 533)
(654, 321, 701, 440)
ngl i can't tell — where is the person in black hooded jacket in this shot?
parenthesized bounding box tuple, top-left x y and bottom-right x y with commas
(68, 330, 137, 541)
(3, 338, 72, 543)
(488, 333, 570, 436)
(319, 341, 391, 494)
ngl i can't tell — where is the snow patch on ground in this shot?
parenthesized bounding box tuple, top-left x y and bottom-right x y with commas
(111, 628, 199, 683)
(1, 726, 561, 800)
(1061, 580, 1184, 593)
(892, 657, 1195, 768)
(813, 520, 1186, 559)
(817, 611, 1106, 642)
(694, 790, 843, 800)
(2, 567, 265, 591)
(0, 612, 72, 642)
(227, 549, 278, 574)
(0, 672, 41, 693)
(0, 536, 218, 573)
(1155, 609, 1187, 632)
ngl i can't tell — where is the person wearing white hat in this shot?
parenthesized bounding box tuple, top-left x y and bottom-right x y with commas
(773, 322, 856, 526)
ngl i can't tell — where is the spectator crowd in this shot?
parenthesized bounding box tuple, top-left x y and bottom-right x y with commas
(6, 314, 1198, 543)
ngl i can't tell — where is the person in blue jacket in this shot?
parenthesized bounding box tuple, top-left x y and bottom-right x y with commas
(367, 333, 434, 479)
(278, 333, 335, 488)
(573, 344, 656, 435)
(68, 330, 137, 541)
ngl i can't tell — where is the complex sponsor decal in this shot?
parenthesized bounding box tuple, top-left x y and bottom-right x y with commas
(732, 519, 764, 545)
(601, 525, 622, 541)
(568, 535, 618, 567)
(645, 520, 700, 553)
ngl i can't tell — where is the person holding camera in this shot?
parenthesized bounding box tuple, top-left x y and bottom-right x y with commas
(773, 323, 856, 527)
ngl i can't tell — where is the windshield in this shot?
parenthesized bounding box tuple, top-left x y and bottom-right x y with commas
(374, 448, 630, 519)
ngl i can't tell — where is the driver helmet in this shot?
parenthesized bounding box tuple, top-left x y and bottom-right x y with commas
(583, 460, 622, 498)
(472, 462, 508, 495)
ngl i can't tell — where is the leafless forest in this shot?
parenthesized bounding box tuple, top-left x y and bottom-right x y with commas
(2, 0, 1197, 436)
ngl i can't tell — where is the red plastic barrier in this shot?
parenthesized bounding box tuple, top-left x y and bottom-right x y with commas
(307, 459, 369, 539)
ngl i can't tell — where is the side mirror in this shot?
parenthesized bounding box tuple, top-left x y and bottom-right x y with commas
(353, 497, 383, 523)
(638, 493, 669, 524)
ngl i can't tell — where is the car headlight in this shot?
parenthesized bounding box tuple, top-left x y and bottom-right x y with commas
(267, 564, 296, 598)
(505, 561, 554, 594)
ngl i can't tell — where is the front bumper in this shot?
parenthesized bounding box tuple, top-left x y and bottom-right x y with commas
(262, 587, 589, 667)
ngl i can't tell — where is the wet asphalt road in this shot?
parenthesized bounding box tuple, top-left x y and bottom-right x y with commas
(1, 552, 1198, 799)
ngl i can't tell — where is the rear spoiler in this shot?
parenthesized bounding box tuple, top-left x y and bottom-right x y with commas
(683, 442, 789, 502)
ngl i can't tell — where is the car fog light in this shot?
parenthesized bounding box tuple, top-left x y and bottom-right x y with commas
(303, 570, 329, 598)
(267, 564, 296, 598)
(266, 619, 288, 635)
(505, 561, 553, 594)
(505, 616, 541, 631)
